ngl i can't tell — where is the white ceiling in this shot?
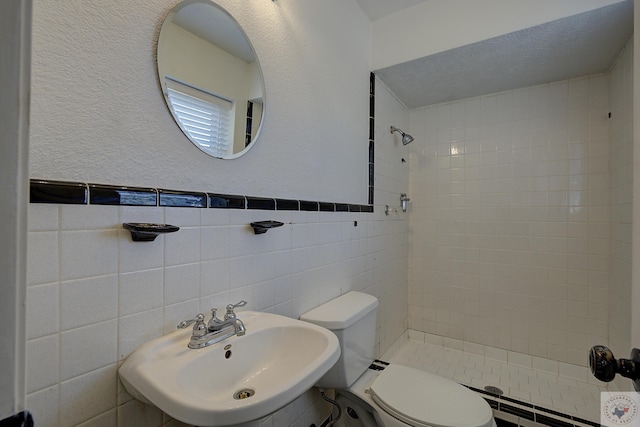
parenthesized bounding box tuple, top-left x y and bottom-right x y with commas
(355, 0, 428, 21)
(360, 0, 633, 109)
(172, 2, 256, 64)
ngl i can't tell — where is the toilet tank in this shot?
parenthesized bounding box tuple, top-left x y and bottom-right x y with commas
(300, 291, 378, 389)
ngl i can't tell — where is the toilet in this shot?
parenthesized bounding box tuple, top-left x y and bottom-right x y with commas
(300, 291, 497, 427)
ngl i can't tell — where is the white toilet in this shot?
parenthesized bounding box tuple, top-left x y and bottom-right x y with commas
(300, 291, 497, 427)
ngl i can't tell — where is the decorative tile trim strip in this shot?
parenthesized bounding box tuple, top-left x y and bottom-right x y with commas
(467, 386, 601, 427)
(89, 184, 157, 206)
(369, 72, 375, 206)
(30, 180, 87, 204)
(319, 202, 335, 212)
(500, 403, 535, 421)
(275, 199, 299, 210)
(29, 179, 373, 213)
(159, 189, 207, 208)
(299, 200, 319, 211)
(209, 193, 245, 209)
(246, 196, 276, 210)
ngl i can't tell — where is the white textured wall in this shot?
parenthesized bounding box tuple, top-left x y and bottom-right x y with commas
(29, 0, 370, 203)
(407, 74, 612, 366)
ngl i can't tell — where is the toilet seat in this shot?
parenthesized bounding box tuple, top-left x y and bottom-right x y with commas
(368, 365, 494, 427)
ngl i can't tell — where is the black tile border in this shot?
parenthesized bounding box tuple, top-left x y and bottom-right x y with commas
(246, 196, 276, 210)
(159, 189, 207, 208)
(208, 193, 245, 209)
(535, 414, 575, 427)
(319, 202, 335, 212)
(276, 199, 299, 210)
(89, 184, 157, 206)
(300, 200, 319, 211)
(500, 403, 535, 421)
(466, 385, 604, 427)
(369, 72, 375, 206)
(573, 417, 601, 427)
(29, 179, 373, 213)
(30, 180, 87, 205)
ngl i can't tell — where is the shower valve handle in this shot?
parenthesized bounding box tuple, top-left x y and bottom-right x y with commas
(589, 345, 640, 390)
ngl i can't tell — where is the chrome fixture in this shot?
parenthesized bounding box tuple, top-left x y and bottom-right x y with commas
(390, 126, 414, 145)
(178, 301, 247, 349)
(400, 193, 410, 212)
(384, 194, 410, 216)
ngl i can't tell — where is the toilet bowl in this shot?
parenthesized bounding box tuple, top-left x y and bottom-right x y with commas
(334, 363, 496, 427)
(300, 292, 496, 427)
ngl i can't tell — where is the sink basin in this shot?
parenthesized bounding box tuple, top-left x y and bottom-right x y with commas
(119, 311, 340, 427)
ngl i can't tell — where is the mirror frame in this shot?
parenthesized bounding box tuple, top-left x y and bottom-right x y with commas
(157, 0, 266, 159)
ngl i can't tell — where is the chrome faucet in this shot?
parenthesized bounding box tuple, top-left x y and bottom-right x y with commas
(177, 300, 247, 349)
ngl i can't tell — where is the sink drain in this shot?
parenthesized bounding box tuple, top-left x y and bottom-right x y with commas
(233, 389, 255, 400)
(483, 385, 504, 396)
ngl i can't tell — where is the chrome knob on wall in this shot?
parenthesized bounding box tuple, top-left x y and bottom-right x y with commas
(400, 193, 410, 212)
(589, 345, 640, 391)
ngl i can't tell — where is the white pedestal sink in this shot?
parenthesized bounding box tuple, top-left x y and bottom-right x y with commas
(119, 311, 340, 427)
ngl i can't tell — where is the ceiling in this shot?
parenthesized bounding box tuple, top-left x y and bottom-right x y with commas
(359, 0, 633, 109)
(172, 2, 256, 63)
(355, 0, 428, 21)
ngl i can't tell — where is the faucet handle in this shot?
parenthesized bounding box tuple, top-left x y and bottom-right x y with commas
(177, 313, 206, 330)
(225, 300, 247, 319)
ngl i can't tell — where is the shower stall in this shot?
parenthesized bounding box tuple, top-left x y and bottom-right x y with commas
(371, 2, 636, 423)
(395, 32, 633, 425)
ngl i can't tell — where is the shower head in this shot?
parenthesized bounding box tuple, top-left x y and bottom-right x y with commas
(390, 126, 414, 145)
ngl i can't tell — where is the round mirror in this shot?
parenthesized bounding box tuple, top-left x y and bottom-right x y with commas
(157, 0, 265, 159)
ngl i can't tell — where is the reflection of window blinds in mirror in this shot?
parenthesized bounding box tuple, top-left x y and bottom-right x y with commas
(165, 77, 233, 157)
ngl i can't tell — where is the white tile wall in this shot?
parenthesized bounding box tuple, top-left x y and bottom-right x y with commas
(371, 77, 411, 354)
(26, 199, 408, 425)
(407, 73, 613, 366)
(608, 38, 633, 393)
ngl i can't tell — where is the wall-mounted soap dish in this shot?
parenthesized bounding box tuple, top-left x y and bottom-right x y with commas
(250, 221, 284, 234)
(123, 223, 180, 242)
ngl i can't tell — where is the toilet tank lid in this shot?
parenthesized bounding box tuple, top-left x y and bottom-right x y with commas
(300, 291, 378, 330)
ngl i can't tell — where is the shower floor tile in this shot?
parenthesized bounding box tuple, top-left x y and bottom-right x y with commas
(388, 336, 614, 425)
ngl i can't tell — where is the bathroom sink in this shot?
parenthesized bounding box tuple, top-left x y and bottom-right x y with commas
(119, 311, 340, 427)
